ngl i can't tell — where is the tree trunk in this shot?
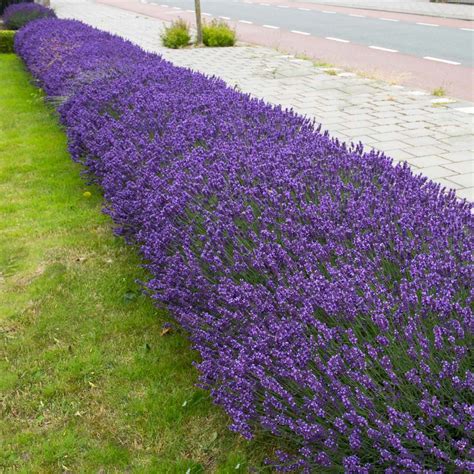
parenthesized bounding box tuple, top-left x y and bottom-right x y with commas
(194, 0, 203, 45)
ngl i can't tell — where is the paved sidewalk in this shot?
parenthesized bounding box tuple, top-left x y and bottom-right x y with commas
(52, 0, 474, 200)
(297, 0, 474, 20)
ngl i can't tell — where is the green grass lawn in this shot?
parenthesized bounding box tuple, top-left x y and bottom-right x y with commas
(0, 54, 267, 473)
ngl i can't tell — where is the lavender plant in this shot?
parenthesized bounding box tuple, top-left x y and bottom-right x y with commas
(3, 3, 55, 30)
(15, 19, 473, 472)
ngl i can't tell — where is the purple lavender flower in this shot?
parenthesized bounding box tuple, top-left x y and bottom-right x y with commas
(15, 18, 474, 472)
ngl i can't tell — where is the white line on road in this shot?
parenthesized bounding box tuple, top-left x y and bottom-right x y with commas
(349, 13, 365, 17)
(326, 36, 349, 43)
(186, 9, 194, 12)
(172, 6, 181, 9)
(277, 5, 289, 7)
(160, 4, 169, 7)
(263, 24, 279, 29)
(239, 20, 253, 24)
(322, 10, 337, 14)
(379, 17, 399, 22)
(291, 30, 311, 35)
(298, 7, 311, 11)
(202, 12, 212, 16)
(460, 28, 474, 31)
(369, 45, 398, 52)
(416, 22, 439, 27)
(260, 3, 270, 5)
(219, 16, 231, 19)
(424, 56, 461, 65)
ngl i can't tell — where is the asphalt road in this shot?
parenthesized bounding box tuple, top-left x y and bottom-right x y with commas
(150, 0, 474, 66)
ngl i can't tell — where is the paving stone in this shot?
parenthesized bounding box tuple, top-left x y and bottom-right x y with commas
(456, 188, 474, 201)
(346, 135, 378, 146)
(377, 141, 409, 152)
(419, 166, 458, 180)
(386, 149, 414, 162)
(441, 135, 474, 148)
(401, 136, 440, 147)
(445, 174, 474, 188)
(406, 156, 451, 168)
(371, 111, 401, 120)
(343, 120, 377, 130)
(371, 132, 407, 142)
(441, 151, 474, 163)
(406, 146, 447, 158)
(442, 161, 474, 174)
(400, 122, 430, 130)
(435, 178, 464, 191)
(375, 117, 404, 126)
(401, 128, 434, 137)
(372, 124, 405, 134)
(344, 128, 379, 138)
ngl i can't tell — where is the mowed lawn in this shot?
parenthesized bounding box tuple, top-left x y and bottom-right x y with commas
(0, 54, 266, 473)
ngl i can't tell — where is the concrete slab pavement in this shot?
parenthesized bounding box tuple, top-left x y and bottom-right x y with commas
(52, 0, 474, 200)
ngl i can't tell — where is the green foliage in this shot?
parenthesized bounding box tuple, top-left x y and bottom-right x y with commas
(3, 4, 56, 30)
(0, 30, 15, 53)
(0, 0, 32, 15)
(0, 54, 269, 472)
(202, 20, 236, 47)
(432, 86, 446, 97)
(160, 19, 190, 49)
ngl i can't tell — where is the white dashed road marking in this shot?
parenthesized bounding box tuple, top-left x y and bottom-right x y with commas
(291, 30, 310, 35)
(349, 14, 365, 17)
(369, 46, 398, 52)
(298, 7, 310, 11)
(239, 20, 253, 24)
(219, 16, 231, 19)
(416, 22, 439, 27)
(424, 56, 461, 65)
(326, 36, 349, 43)
(322, 10, 336, 14)
(263, 24, 279, 29)
(379, 18, 399, 22)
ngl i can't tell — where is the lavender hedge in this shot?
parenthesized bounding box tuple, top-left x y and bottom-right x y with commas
(3, 3, 55, 30)
(0, 0, 33, 16)
(15, 19, 473, 472)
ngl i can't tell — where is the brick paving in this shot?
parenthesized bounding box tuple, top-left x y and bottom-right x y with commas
(52, 0, 474, 200)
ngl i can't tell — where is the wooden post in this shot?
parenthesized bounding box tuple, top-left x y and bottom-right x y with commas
(194, 0, 203, 45)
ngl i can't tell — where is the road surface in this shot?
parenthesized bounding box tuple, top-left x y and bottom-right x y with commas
(151, 0, 473, 66)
